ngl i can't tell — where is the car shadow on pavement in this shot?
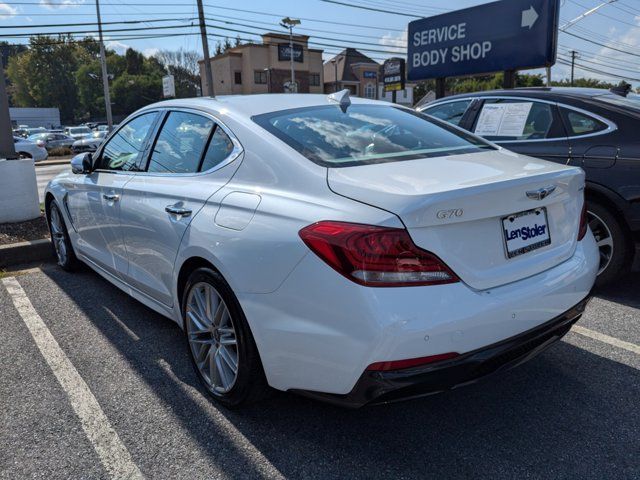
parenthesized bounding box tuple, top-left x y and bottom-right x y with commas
(41, 265, 639, 479)
(592, 271, 640, 309)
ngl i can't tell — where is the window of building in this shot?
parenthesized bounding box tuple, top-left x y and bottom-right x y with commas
(364, 83, 375, 99)
(254, 70, 267, 84)
(310, 73, 320, 86)
(234, 71, 242, 85)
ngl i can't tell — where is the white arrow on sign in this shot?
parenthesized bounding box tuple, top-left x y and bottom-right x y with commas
(521, 5, 539, 29)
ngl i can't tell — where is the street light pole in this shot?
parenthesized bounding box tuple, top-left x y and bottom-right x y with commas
(95, 0, 113, 130)
(280, 17, 300, 93)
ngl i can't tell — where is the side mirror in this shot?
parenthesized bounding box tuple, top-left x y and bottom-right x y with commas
(71, 152, 93, 174)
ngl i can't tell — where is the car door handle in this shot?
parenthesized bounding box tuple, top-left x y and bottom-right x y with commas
(165, 205, 192, 217)
(103, 193, 120, 202)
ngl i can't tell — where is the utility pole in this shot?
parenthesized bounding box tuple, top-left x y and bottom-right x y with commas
(570, 50, 577, 87)
(197, 0, 214, 96)
(281, 17, 301, 93)
(95, 0, 113, 130)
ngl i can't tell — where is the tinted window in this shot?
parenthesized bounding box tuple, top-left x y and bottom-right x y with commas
(100, 112, 157, 171)
(148, 111, 213, 174)
(200, 127, 234, 171)
(473, 100, 561, 141)
(424, 100, 471, 126)
(563, 110, 607, 136)
(253, 105, 493, 167)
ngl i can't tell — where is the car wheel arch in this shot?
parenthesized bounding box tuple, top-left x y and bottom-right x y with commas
(584, 182, 632, 235)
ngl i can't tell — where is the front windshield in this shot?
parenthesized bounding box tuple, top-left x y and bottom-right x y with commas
(253, 104, 493, 167)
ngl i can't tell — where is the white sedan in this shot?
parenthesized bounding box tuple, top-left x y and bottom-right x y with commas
(44, 92, 598, 407)
(14, 136, 48, 162)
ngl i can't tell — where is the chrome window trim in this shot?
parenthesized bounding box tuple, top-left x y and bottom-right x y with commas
(135, 106, 244, 178)
(420, 95, 618, 143)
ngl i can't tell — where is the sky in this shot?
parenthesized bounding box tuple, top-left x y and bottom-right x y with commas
(1, 0, 639, 87)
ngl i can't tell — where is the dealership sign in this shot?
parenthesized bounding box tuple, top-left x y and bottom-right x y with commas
(383, 58, 405, 92)
(278, 44, 304, 63)
(407, 0, 559, 80)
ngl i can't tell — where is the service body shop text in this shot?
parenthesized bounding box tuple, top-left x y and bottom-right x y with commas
(412, 23, 492, 68)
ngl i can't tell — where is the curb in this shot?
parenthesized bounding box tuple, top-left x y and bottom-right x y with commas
(0, 239, 53, 268)
(35, 158, 71, 167)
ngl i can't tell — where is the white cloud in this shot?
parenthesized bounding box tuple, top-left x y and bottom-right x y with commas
(379, 30, 407, 49)
(106, 40, 130, 55)
(143, 48, 160, 58)
(0, 3, 17, 19)
(39, 0, 85, 10)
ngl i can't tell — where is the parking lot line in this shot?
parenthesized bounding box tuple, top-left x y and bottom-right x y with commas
(2, 276, 144, 480)
(572, 325, 640, 356)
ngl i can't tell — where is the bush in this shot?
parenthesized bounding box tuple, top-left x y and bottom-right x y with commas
(48, 146, 73, 157)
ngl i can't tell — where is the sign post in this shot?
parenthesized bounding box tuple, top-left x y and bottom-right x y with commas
(382, 58, 405, 104)
(162, 75, 176, 98)
(407, 0, 559, 90)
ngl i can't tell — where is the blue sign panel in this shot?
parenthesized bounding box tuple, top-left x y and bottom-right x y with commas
(407, 0, 559, 80)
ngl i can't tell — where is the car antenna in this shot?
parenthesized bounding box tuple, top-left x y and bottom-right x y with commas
(327, 89, 351, 112)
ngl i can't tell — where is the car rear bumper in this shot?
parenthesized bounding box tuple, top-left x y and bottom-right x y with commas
(290, 297, 589, 408)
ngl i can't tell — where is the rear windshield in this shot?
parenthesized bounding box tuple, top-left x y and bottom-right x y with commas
(595, 93, 640, 112)
(252, 104, 494, 167)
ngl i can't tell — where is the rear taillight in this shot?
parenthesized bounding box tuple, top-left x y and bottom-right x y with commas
(299, 221, 459, 287)
(578, 199, 588, 241)
(367, 352, 460, 371)
(36, 140, 45, 148)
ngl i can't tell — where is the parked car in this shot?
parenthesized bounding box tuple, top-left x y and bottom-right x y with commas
(14, 136, 48, 162)
(72, 130, 108, 153)
(64, 126, 93, 140)
(29, 132, 75, 150)
(419, 87, 640, 285)
(45, 93, 597, 408)
(24, 127, 47, 138)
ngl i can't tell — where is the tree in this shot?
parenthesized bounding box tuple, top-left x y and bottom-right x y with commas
(234, 35, 241, 47)
(215, 42, 222, 56)
(125, 48, 144, 75)
(5, 35, 95, 122)
(154, 49, 201, 98)
(223, 37, 232, 52)
(111, 73, 162, 116)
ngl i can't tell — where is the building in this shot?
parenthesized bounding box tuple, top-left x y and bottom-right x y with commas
(9, 107, 60, 129)
(199, 33, 324, 95)
(323, 48, 415, 106)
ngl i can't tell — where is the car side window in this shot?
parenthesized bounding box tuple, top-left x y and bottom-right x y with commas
(200, 126, 234, 172)
(99, 112, 158, 171)
(561, 109, 608, 136)
(423, 100, 472, 126)
(473, 99, 563, 141)
(147, 111, 214, 174)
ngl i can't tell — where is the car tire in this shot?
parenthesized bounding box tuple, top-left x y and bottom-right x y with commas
(587, 200, 632, 287)
(182, 267, 270, 408)
(47, 201, 79, 271)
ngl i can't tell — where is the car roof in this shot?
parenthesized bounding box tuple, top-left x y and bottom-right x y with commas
(430, 87, 619, 103)
(141, 94, 390, 118)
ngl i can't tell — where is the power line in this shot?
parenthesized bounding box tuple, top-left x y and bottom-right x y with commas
(319, 0, 422, 18)
(0, 17, 196, 29)
(561, 29, 640, 59)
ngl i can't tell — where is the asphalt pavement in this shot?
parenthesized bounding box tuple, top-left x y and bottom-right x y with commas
(0, 262, 638, 479)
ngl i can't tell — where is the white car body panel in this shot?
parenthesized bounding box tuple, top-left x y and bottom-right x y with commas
(45, 94, 599, 401)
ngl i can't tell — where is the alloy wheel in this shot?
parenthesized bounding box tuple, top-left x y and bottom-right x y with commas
(49, 205, 68, 265)
(587, 210, 614, 276)
(185, 282, 239, 394)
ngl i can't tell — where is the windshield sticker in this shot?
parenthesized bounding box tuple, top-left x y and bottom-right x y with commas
(475, 102, 533, 137)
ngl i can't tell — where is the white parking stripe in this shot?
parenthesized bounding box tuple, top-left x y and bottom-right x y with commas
(2, 277, 144, 479)
(572, 325, 640, 355)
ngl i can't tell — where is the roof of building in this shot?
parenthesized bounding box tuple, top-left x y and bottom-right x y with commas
(325, 48, 379, 82)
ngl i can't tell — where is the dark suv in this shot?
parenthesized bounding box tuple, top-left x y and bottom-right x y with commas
(419, 87, 640, 286)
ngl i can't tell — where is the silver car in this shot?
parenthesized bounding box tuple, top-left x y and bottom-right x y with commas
(14, 136, 48, 162)
(29, 132, 75, 150)
(72, 131, 108, 153)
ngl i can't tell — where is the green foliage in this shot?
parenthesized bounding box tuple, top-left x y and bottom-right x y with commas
(111, 73, 162, 115)
(7, 36, 198, 121)
(48, 146, 73, 157)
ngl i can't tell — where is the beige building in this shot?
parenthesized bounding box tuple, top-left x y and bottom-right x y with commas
(199, 33, 324, 95)
(323, 48, 416, 106)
